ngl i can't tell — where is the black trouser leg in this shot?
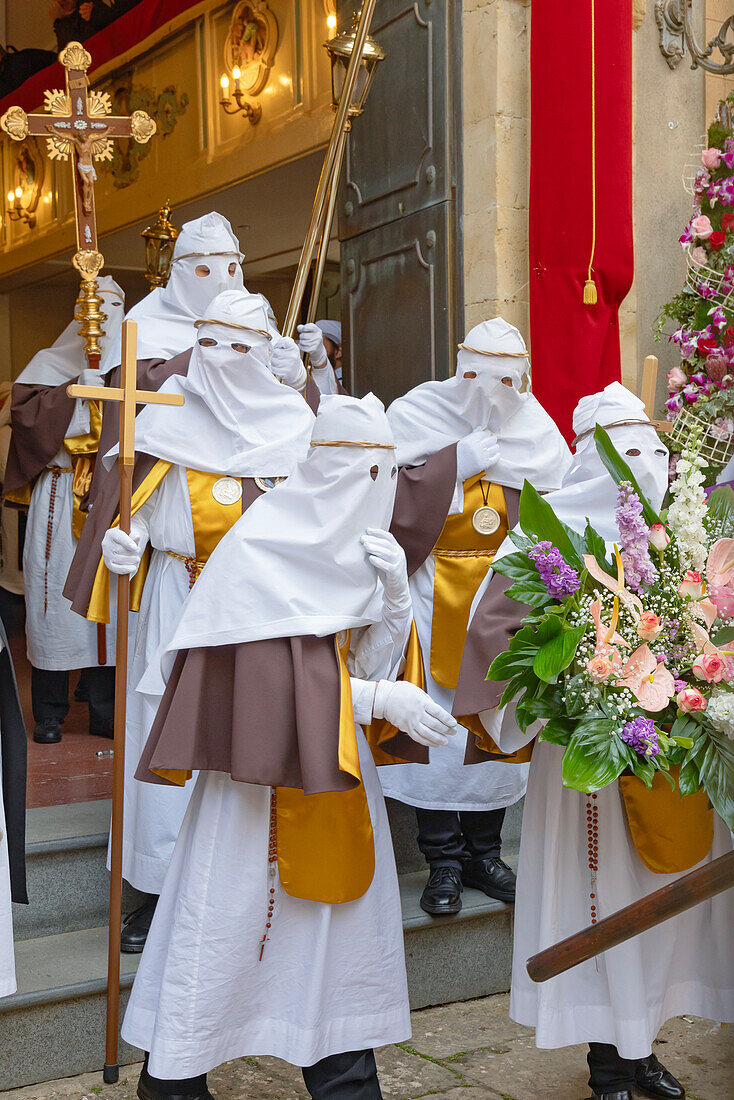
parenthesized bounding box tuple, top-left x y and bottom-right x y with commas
(302, 1049, 382, 1100)
(84, 664, 115, 735)
(460, 807, 505, 861)
(31, 667, 69, 726)
(415, 808, 466, 869)
(587, 1043, 639, 1095)
(140, 1053, 208, 1098)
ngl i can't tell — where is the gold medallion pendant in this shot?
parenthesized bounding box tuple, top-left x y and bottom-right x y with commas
(472, 506, 501, 535)
(212, 477, 243, 505)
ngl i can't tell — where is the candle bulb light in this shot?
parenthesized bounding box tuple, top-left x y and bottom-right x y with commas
(218, 65, 262, 124)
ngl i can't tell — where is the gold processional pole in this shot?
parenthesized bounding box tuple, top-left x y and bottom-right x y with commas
(282, 3, 384, 338)
(68, 326, 183, 1082)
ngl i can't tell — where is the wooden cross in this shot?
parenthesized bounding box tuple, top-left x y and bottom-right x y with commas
(67, 320, 183, 1084)
(640, 354, 673, 433)
(0, 41, 156, 356)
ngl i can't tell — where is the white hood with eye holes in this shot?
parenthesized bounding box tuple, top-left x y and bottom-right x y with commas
(138, 393, 398, 695)
(17, 276, 125, 386)
(387, 317, 571, 492)
(103, 290, 314, 478)
(99, 213, 245, 374)
(541, 383, 670, 542)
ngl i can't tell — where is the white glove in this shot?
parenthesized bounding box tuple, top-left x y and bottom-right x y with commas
(101, 527, 145, 576)
(270, 337, 307, 390)
(372, 680, 457, 747)
(297, 322, 328, 367)
(360, 528, 410, 610)
(456, 428, 500, 481)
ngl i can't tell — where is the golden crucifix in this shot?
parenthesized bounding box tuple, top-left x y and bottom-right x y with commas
(0, 41, 157, 360)
(68, 321, 183, 1084)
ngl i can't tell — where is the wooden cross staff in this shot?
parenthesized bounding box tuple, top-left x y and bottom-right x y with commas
(0, 40, 156, 359)
(68, 321, 183, 1084)
(641, 354, 673, 433)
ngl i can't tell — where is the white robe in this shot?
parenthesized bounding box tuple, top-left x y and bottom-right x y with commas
(112, 466, 205, 894)
(24, 451, 112, 670)
(379, 477, 528, 811)
(122, 607, 413, 1075)
(510, 739, 734, 1058)
(0, 709, 15, 999)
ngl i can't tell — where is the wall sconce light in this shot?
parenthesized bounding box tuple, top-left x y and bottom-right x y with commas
(220, 69, 262, 125)
(141, 200, 179, 288)
(6, 184, 36, 227)
(656, 0, 734, 74)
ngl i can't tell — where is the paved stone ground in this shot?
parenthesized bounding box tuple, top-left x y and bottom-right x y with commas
(2, 995, 731, 1100)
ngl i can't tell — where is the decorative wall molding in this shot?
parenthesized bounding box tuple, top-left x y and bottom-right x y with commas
(223, 0, 279, 97)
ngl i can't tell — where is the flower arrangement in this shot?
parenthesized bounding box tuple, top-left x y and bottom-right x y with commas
(656, 92, 734, 484)
(487, 427, 734, 828)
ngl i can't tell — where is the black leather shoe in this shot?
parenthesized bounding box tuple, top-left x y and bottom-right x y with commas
(138, 1075, 214, 1100)
(121, 894, 159, 953)
(420, 866, 462, 915)
(584, 1093, 632, 1099)
(635, 1054, 685, 1099)
(462, 856, 516, 902)
(33, 719, 62, 744)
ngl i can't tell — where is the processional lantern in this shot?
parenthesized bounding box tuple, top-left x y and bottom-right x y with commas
(141, 200, 179, 288)
(324, 10, 385, 120)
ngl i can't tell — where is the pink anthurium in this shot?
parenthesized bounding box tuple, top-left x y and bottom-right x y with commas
(707, 538, 734, 620)
(583, 555, 643, 619)
(617, 644, 676, 712)
(589, 597, 628, 654)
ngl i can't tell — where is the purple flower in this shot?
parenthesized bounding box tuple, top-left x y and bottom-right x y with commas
(616, 484, 657, 593)
(679, 225, 693, 245)
(709, 306, 728, 331)
(528, 541, 580, 600)
(699, 282, 718, 299)
(682, 384, 700, 404)
(621, 717, 660, 758)
(674, 678, 687, 693)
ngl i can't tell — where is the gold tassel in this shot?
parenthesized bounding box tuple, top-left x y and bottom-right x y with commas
(583, 277, 598, 305)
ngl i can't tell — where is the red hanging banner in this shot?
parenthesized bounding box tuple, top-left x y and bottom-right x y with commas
(529, 0, 634, 443)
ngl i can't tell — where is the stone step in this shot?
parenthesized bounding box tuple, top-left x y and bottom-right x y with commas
(14, 799, 145, 941)
(0, 867, 516, 1091)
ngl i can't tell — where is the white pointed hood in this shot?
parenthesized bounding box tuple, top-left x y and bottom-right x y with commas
(387, 317, 571, 492)
(17, 276, 125, 386)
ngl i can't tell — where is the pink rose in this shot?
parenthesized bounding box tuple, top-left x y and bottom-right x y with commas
(637, 611, 663, 641)
(648, 523, 671, 552)
(692, 652, 727, 683)
(667, 365, 688, 391)
(677, 687, 708, 713)
(701, 147, 722, 169)
(586, 654, 614, 683)
(690, 214, 714, 240)
(679, 570, 704, 598)
(689, 245, 708, 269)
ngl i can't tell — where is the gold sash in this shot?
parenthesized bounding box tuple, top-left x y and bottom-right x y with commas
(430, 476, 508, 689)
(277, 634, 375, 903)
(366, 620, 426, 764)
(65, 399, 103, 540)
(185, 469, 246, 562)
(619, 767, 714, 874)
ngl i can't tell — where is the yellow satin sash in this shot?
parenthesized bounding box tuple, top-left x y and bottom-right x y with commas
(65, 400, 102, 539)
(430, 476, 508, 689)
(185, 469, 246, 562)
(366, 621, 426, 764)
(276, 633, 375, 903)
(619, 767, 714, 874)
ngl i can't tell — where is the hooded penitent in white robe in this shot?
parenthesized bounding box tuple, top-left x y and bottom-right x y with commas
(0, 383, 23, 598)
(379, 319, 571, 811)
(14, 277, 124, 670)
(485, 383, 734, 1057)
(102, 291, 315, 895)
(123, 394, 415, 1075)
